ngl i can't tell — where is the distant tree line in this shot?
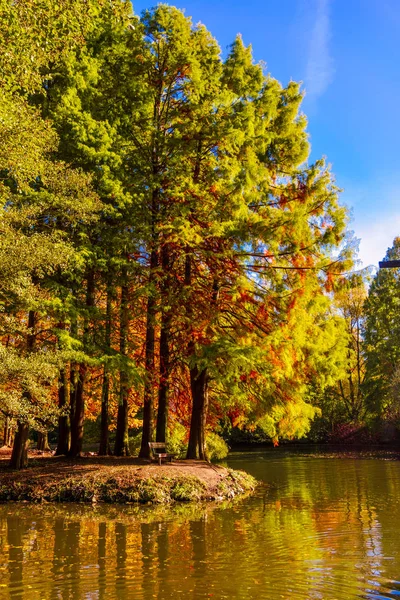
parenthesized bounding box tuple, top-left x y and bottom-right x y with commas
(306, 238, 400, 443)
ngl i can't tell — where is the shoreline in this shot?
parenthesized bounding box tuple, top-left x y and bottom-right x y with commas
(0, 455, 257, 504)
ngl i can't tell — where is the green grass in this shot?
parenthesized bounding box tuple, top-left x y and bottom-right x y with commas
(0, 468, 257, 504)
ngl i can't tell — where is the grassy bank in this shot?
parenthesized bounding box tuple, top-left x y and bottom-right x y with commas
(0, 456, 257, 504)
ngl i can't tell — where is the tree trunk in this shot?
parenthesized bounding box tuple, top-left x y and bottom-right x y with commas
(3, 416, 12, 446)
(200, 377, 210, 459)
(67, 317, 78, 456)
(184, 245, 210, 460)
(69, 363, 86, 458)
(187, 366, 209, 460)
(185, 146, 215, 460)
(9, 310, 35, 469)
(139, 93, 163, 457)
(99, 366, 111, 455)
(114, 382, 130, 455)
(139, 247, 158, 459)
(156, 312, 170, 443)
(68, 363, 78, 454)
(156, 245, 171, 443)
(69, 270, 95, 458)
(55, 367, 70, 455)
(37, 431, 51, 451)
(114, 273, 130, 456)
(99, 280, 112, 456)
(185, 238, 216, 459)
(9, 421, 29, 469)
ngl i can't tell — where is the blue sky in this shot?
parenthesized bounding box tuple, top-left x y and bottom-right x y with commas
(132, 0, 400, 268)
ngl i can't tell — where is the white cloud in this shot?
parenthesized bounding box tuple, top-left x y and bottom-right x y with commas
(305, 0, 334, 100)
(341, 177, 400, 269)
(353, 213, 400, 269)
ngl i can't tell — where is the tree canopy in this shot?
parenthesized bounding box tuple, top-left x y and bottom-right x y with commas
(0, 0, 362, 467)
(364, 238, 400, 422)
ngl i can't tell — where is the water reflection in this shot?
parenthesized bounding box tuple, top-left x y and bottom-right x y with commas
(98, 522, 107, 600)
(7, 516, 24, 599)
(1, 452, 400, 599)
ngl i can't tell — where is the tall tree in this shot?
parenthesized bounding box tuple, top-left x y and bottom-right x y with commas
(174, 36, 351, 457)
(364, 238, 400, 421)
(329, 273, 368, 424)
(34, 0, 139, 456)
(0, 0, 101, 467)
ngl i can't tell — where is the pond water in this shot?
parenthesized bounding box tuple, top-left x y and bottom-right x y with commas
(1, 449, 400, 599)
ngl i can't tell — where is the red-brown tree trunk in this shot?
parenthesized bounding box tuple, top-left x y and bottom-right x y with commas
(68, 363, 86, 458)
(37, 431, 51, 451)
(69, 270, 94, 458)
(187, 366, 209, 460)
(114, 273, 130, 456)
(55, 366, 70, 455)
(156, 312, 170, 443)
(9, 310, 36, 469)
(156, 245, 171, 443)
(99, 365, 111, 456)
(9, 421, 29, 469)
(99, 280, 112, 456)
(139, 246, 158, 459)
(3, 416, 12, 446)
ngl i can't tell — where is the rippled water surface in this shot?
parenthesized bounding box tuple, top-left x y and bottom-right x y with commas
(1, 450, 400, 599)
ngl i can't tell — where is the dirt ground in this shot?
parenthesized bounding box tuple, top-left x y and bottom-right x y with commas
(0, 446, 231, 489)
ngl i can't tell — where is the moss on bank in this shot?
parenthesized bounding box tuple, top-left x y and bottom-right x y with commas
(0, 461, 257, 504)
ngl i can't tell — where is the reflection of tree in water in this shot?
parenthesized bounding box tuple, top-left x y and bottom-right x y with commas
(1, 460, 400, 600)
(51, 518, 81, 600)
(52, 517, 65, 595)
(141, 522, 158, 597)
(98, 522, 107, 600)
(115, 522, 127, 597)
(157, 522, 169, 596)
(190, 517, 207, 597)
(353, 464, 383, 592)
(7, 516, 24, 600)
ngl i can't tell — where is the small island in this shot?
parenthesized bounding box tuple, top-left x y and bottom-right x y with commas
(0, 451, 256, 504)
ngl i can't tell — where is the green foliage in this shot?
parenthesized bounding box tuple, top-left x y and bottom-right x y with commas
(166, 422, 187, 458)
(0, 0, 128, 93)
(170, 477, 207, 502)
(0, 0, 101, 440)
(128, 431, 144, 456)
(0, 346, 60, 429)
(305, 270, 371, 439)
(206, 432, 229, 461)
(364, 238, 400, 422)
(215, 469, 257, 499)
(0, 466, 254, 504)
(0, 0, 356, 461)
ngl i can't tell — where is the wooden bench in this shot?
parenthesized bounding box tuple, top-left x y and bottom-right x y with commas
(148, 442, 174, 466)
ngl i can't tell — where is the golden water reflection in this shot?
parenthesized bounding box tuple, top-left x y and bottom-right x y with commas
(1, 453, 400, 599)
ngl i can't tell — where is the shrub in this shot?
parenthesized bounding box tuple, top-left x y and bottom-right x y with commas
(170, 476, 206, 501)
(167, 422, 187, 458)
(129, 431, 142, 456)
(206, 432, 229, 461)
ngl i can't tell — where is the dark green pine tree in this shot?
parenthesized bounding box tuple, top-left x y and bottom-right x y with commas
(36, 0, 140, 457)
(0, 89, 100, 470)
(364, 238, 400, 421)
